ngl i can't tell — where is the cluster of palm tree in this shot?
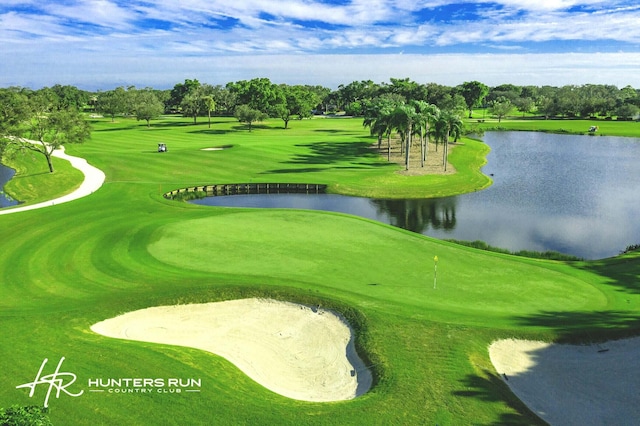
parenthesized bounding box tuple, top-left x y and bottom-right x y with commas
(363, 99, 463, 171)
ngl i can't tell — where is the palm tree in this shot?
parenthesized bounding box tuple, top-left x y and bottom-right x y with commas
(390, 104, 417, 171)
(363, 99, 394, 152)
(412, 101, 439, 168)
(432, 110, 463, 171)
(203, 95, 216, 128)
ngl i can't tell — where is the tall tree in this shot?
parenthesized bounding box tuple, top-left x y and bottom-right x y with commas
(412, 101, 440, 167)
(514, 97, 535, 117)
(382, 78, 427, 103)
(273, 85, 318, 129)
(234, 105, 267, 131)
(432, 111, 462, 171)
(181, 92, 203, 125)
(0, 89, 29, 160)
(391, 104, 417, 171)
(488, 97, 512, 122)
(11, 94, 91, 172)
(202, 94, 216, 128)
(50, 84, 89, 110)
(96, 87, 128, 122)
(227, 78, 282, 114)
(168, 79, 200, 112)
(459, 81, 489, 118)
(210, 85, 237, 116)
(132, 89, 164, 127)
(363, 97, 396, 159)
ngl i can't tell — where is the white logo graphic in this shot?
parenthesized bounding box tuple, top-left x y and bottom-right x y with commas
(16, 357, 84, 408)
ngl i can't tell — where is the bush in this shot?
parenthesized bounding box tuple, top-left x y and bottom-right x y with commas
(446, 239, 583, 261)
(621, 243, 640, 254)
(169, 190, 207, 202)
(0, 405, 53, 426)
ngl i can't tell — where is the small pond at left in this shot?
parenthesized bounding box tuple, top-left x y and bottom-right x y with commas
(0, 163, 19, 208)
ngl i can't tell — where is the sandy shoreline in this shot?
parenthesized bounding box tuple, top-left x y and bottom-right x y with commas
(489, 337, 640, 425)
(91, 298, 372, 402)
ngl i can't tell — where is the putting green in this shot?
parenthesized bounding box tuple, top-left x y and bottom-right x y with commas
(147, 209, 608, 324)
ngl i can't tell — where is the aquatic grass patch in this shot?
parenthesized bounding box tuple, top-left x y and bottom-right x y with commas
(447, 239, 583, 261)
(476, 117, 640, 138)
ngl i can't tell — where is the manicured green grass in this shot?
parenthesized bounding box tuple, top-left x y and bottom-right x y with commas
(474, 115, 640, 137)
(3, 151, 84, 205)
(1, 115, 639, 425)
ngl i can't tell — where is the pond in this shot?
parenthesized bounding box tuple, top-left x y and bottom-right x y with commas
(191, 132, 640, 260)
(0, 163, 18, 208)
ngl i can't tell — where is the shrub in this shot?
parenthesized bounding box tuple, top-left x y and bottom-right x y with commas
(0, 405, 53, 426)
(621, 243, 640, 254)
(446, 239, 583, 261)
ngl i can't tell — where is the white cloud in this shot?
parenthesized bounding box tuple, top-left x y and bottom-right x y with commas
(2, 1, 640, 89)
(42, 0, 136, 29)
(2, 51, 640, 90)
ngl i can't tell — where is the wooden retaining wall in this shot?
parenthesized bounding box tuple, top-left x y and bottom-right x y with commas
(164, 183, 327, 199)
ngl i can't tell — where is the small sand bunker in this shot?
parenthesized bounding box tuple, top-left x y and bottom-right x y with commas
(201, 144, 233, 151)
(91, 298, 372, 402)
(489, 337, 640, 426)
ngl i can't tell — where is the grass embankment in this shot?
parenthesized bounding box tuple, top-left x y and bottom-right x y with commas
(474, 114, 640, 137)
(0, 116, 639, 425)
(3, 151, 83, 205)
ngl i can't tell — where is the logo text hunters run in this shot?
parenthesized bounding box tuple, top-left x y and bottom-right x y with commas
(88, 378, 201, 394)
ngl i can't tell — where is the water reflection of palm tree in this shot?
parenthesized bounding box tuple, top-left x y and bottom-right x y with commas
(370, 198, 457, 234)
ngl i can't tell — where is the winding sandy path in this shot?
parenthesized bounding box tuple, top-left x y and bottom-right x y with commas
(0, 145, 105, 215)
(489, 337, 640, 425)
(91, 298, 373, 402)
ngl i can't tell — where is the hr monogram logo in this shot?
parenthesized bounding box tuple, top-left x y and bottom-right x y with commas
(15, 357, 84, 408)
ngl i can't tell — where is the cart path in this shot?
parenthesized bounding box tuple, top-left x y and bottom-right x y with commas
(0, 145, 105, 215)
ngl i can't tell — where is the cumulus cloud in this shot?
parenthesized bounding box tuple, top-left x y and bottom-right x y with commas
(1, 1, 640, 88)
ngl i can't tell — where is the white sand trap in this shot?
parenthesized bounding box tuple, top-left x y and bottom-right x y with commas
(201, 145, 232, 151)
(489, 337, 640, 425)
(91, 298, 372, 402)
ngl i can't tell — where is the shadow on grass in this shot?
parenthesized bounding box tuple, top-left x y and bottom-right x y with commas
(260, 167, 339, 174)
(260, 165, 385, 175)
(93, 125, 139, 132)
(312, 129, 354, 134)
(572, 251, 640, 295)
(230, 124, 282, 132)
(287, 141, 382, 165)
(453, 369, 546, 425)
(513, 310, 640, 343)
(187, 129, 230, 135)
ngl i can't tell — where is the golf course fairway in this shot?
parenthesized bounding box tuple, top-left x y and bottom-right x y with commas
(1, 116, 639, 425)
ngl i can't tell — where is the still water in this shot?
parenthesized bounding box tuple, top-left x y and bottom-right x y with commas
(0, 163, 18, 208)
(192, 132, 640, 260)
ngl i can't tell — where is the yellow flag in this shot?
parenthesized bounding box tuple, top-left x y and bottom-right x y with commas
(434, 256, 438, 262)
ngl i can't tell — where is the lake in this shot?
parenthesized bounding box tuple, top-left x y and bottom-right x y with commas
(0, 163, 18, 208)
(191, 132, 640, 260)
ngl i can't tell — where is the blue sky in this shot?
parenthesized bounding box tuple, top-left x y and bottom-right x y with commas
(1, 0, 640, 90)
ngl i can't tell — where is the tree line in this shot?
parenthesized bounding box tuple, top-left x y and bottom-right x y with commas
(3, 79, 640, 124)
(2, 79, 640, 173)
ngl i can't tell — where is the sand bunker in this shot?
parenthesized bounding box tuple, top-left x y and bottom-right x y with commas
(201, 145, 232, 151)
(489, 337, 640, 425)
(91, 298, 372, 402)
